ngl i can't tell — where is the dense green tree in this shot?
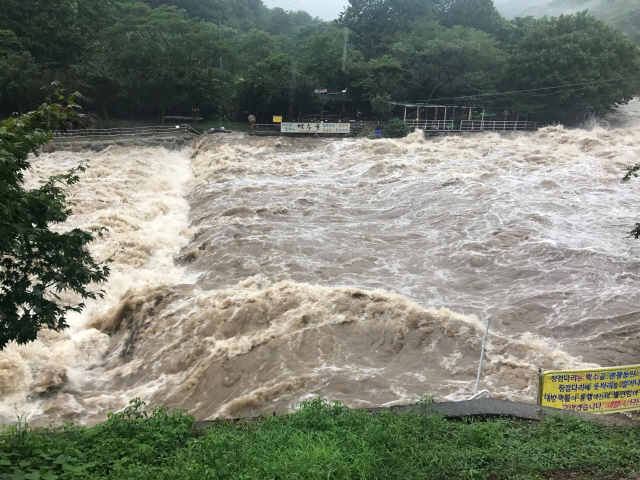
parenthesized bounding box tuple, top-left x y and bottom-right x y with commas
(238, 53, 315, 121)
(1, 0, 638, 124)
(502, 13, 640, 122)
(0, 31, 40, 114)
(339, 0, 432, 58)
(353, 55, 403, 105)
(77, 3, 235, 119)
(391, 20, 506, 102)
(298, 27, 364, 92)
(267, 8, 311, 36)
(69, 58, 126, 121)
(143, 0, 317, 33)
(339, 0, 505, 58)
(0, 0, 117, 68)
(370, 93, 394, 116)
(0, 92, 110, 349)
(233, 29, 284, 72)
(143, 0, 269, 29)
(431, 0, 505, 35)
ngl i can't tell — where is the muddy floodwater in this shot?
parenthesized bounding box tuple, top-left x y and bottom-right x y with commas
(1, 104, 640, 425)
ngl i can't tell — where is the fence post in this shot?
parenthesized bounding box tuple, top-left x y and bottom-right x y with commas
(474, 315, 492, 396)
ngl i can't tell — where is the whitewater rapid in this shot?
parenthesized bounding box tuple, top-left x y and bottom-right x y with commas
(1, 107, 639, 425)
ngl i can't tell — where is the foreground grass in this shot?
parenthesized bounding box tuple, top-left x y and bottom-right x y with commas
(1, 398, 639, 480)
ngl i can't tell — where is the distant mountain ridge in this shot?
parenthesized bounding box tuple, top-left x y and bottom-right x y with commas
(494, 0, 640, 45)
(520, 0, 596, 17)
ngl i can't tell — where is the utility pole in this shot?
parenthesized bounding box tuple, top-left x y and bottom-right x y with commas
(219, 22, 223, 71)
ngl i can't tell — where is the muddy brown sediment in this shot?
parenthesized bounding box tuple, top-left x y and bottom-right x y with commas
(2, 104, 640, 425)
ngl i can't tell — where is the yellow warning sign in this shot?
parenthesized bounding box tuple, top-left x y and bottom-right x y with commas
(539, 365, 640, 413)
(273, 116, 283, 123)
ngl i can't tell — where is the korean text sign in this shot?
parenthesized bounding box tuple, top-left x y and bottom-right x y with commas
(280, 123, 350, 134)
(539, 365, 640, 413)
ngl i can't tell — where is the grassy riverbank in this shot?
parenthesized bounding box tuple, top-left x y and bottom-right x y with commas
(1, 398, 639, 480)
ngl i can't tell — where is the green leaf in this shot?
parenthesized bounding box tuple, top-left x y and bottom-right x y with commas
(0, 95, 111, 349)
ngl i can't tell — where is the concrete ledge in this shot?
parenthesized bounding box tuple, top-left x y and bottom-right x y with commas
(46, 135, 195, 153)
(400, 399, 637, 426)
(194, 399, 638, 428)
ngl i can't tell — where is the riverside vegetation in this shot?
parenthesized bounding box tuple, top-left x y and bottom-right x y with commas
(1, 0, 639, 124)
(1, 398, 639, 480)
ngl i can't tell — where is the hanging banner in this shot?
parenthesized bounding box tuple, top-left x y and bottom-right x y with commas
(539, 365, 640, 413)
(281, 123, 350, 134)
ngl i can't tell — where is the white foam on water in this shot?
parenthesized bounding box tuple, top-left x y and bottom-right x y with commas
(2, 103, 640, 425)
(0, 147, 195, 423)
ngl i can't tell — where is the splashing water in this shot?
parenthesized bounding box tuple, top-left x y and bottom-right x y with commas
(1, 104, 640, 425)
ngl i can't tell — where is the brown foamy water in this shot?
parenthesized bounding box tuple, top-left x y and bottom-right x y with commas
(1, 104, 640, 425)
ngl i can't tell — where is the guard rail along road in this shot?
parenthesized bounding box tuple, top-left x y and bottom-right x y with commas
(47, 124, 200, 152)
(52, 124, 201, 138)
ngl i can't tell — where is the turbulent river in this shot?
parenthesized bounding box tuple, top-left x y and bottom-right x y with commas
(2, 103, 640, 425)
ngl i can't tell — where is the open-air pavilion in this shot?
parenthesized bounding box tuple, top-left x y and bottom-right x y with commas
(392, 102, 477, 131)
(391, 101, 538, 132)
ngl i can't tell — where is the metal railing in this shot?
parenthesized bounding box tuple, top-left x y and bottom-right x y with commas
(250, 123, 281, 131)
(469, 390, 491, 400)
(406, 120, 455, 131)
(248, 123, 282, 135)
(53, 124, 201, 139)
(472, 315, 492, 400)
(460, 120, 538, 132)
(404, 119, 540, 132)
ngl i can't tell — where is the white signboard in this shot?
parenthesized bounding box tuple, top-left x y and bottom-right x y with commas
(281, 123, 350, 134)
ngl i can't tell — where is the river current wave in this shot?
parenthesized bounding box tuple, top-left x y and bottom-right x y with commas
(1, 105, 639, 425)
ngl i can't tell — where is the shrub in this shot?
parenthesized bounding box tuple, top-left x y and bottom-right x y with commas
(357, 126, 377, 139)
(382, 118, 411, 138)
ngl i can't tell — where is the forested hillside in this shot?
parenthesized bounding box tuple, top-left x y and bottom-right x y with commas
(1, 0, 639, 123)
(495, 0, 640, 46)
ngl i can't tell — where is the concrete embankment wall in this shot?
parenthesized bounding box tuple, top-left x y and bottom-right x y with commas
(46, 135, 194, 153)
(194, 399, 639, 427)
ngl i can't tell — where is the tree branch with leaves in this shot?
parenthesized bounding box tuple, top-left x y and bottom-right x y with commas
(0, 89, 110, 349)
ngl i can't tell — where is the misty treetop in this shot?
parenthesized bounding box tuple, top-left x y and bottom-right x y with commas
(0, 0, 639, 123)
(499, 0, 640, 47)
